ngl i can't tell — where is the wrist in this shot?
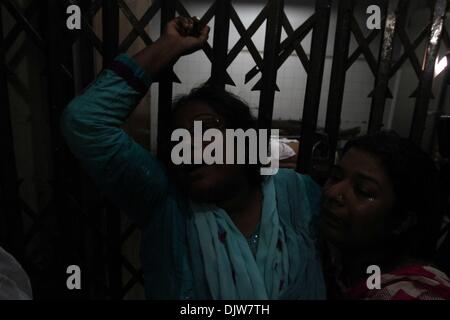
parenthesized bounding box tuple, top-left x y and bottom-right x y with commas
(157, 34, 186, 58)
(132, 36, 183, 78)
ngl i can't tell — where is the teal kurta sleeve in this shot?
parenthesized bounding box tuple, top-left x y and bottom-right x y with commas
(60, 54, 168, 227)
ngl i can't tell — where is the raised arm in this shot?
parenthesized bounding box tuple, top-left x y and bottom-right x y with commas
(133, 17, 209, 78)
(60, 17, 209, 227)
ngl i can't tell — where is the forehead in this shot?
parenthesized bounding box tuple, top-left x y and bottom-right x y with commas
(339, 148, 388, 182)
(172, 101, 220, 127)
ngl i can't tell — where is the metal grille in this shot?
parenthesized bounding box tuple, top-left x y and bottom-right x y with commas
(0, 0, 449, 299)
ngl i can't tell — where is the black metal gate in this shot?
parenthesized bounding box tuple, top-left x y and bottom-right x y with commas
(0, 0, 448, 299)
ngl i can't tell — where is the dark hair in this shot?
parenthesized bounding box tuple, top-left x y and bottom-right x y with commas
(165, 83, 262, 186)
(172, 84, 256, 131)
(342, 131, 443, 261)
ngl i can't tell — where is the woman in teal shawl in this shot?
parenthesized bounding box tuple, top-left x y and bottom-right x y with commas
(60, 17, 325, 300)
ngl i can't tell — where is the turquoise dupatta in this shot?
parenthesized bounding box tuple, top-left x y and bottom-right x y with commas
(191, 177, 298, 299)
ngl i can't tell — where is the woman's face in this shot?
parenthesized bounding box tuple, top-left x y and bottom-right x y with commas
(171, 101, 247, 203)
(320, 148, 396, 251)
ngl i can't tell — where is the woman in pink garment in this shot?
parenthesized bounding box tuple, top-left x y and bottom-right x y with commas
(318, 132, 450, 300)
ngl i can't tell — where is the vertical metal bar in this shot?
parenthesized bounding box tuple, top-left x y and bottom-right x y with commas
(297, 0, 332, 173)
(410, 0, 448, 145)
(157, 0, 176, 156)
(102, 0, 122, 300)
(210, 0, 230, 88)
(257, 0, 284, 130)
(106, 201, 121, 300)
(46, 0, 89, 299)
(430, 67, 450, 153)
(368, 0, 401, 134)
(0, 3, 25, 259)
(79, 1, 99, 299)
(102, 0, 120, 67)
(324, 0, 354, 166)
(71, 0, 98, 299)
(45, 0, 69, 298)
(72, 12, 95, 92)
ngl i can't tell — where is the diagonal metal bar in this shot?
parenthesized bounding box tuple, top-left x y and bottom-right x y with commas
(120, 223, 138, 244)
(117, 0, 153, 45)
(118, 0, 179, 83)
(21, 200, 61, 245)
(2, 0, 45, 50)
(389, 23, 431, 78)
(281, 11, 312, 73)
(121, 257, 144, 297)
(228, 5, 264, 85)
(227, 2, 269, 68)
(395, 24, 426, 80)
(3, 0, 40, 51)
(175, 1, 233, 84)
(3, 0, 73, 80)
(87, 0, 103, 19)
(278, 14, 316, 70)
(348, 15, 379, 75)
(198, 0, 216, 27)
(347, 27, 381, 68)
(118, 0, 160, 52)
(249, 13, 315, 90)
